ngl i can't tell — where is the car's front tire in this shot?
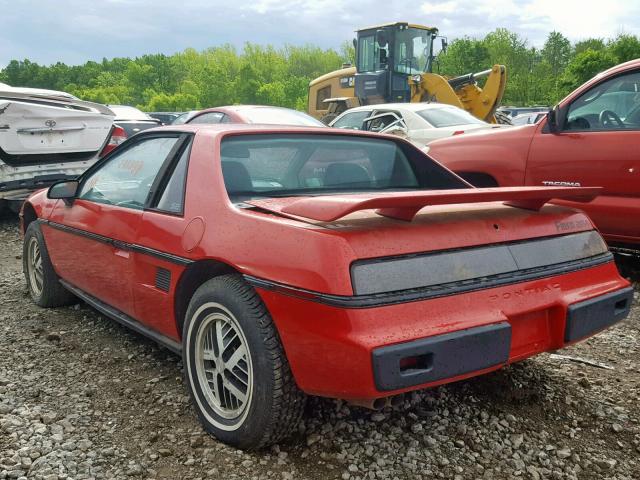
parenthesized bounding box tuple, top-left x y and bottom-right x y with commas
(23, 222, 75, 307)
(182, 274, 306, 450)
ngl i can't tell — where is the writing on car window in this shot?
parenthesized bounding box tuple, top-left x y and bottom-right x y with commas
(78, 137, 179, 210)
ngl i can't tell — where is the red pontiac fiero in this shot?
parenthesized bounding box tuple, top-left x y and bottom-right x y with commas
(20, 124, 632, 449)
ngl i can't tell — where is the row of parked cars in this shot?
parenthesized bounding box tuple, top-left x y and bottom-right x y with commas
(0, 88, 325, 212)
(6, 59, 639, 450)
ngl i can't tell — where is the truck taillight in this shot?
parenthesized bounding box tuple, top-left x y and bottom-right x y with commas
(100, 126, 127, 157)
(452, 130, 465, 136)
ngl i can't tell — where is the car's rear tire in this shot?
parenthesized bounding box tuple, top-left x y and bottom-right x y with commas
(494, 110, 513, 125)
(182, 274, 306, 450)
(320, 112, 339, 125)
(23, 222, 76, 307)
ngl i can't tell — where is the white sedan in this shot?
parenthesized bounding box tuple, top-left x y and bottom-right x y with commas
(329, 103, 504, 145)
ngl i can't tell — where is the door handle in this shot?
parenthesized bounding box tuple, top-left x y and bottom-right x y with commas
(112, 240, 130, 259)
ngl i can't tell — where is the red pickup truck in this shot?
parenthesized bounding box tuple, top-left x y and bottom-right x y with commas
(427, 59, 640, 250)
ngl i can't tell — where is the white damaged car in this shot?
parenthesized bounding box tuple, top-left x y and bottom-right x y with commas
(0, 83, 118, 212)
(329, 103, 506, 146)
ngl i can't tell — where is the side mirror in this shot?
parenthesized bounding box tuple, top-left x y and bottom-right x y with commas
(47, 180, 79, 200)
(441, 38, 448, 53)
(546, 108, 558, 133)
(352, 38, 357, 49)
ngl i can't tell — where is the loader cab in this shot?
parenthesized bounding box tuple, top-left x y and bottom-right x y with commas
(354, 23, 437, 105)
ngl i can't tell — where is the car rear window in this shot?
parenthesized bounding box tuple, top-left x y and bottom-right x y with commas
(416, 107, 485, 127)
(219, 134, 466, 199)
(240, 108, 325, 127)
(117, 122, 160, 136)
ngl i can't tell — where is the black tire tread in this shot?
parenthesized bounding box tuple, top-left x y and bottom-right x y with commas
(320, 113, 339, 125)
(185, 274, 305, 449)
(23, 222, 75, 308)
(221, 274, 305, 448)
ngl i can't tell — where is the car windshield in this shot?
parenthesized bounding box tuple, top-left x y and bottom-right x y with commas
(240, 108, 325, 127)
(220, 134, 466, 200)
(172, 112, 192, 125)
(109, 106, 152, 121)
(393, 27, 433, 74)
(416, 107, 486, 127)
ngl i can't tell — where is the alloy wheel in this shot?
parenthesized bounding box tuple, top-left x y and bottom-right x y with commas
(195, 308, 253, 420)
(27, 236, 44, 297)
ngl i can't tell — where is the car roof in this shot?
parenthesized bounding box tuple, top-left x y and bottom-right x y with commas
(598, 58, 640, 77)
(342, 103, 463, 113)
(199, 105, 298, 112)
(140, 122, 407, 141)
(107, 105, 153, 121)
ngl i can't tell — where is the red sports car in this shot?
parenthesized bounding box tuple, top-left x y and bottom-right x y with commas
(20, 124, 632, 449)
(173, 105, 325, 127)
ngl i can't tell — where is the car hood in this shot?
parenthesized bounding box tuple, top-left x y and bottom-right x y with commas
(428, 123, 536, 149)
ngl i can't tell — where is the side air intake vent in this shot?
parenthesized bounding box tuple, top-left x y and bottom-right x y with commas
(155, 267, 171, 292)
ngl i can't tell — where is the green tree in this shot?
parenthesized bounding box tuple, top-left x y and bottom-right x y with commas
(574, 38, 606, 55)
(3, 29, 637, 112)
(437, 37, 490, 76)
(608, 34, 640, 63)
(542, 31, 572, 77)
(562, 49, 617, 91)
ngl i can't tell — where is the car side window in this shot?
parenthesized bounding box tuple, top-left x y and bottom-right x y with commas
(331, 111, 371, 130)
(565, 71, 640, 131)
(189, 112, 225, 124)
(155, 143, 191, 214)
(364, 111, 403, 132)
(78, 136, 180, 210)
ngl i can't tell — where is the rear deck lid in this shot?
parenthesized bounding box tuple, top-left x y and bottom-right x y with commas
(0, 88, 114, 160)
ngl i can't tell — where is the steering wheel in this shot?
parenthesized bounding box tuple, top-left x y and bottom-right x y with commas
(599, 109, 625, 128)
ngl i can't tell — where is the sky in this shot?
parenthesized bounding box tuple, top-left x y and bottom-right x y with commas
(1, 0, 639, 68)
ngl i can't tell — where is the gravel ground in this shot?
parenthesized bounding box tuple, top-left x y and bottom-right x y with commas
(0, 216, 639, 480)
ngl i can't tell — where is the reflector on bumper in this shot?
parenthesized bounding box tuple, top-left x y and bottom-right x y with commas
(372, 322, 512, 391)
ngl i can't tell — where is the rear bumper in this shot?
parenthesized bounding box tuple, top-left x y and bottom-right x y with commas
(373, 286, 632, 392)
(0, 164, 90, 213)
(372, 322, 512, 391)
(564, 287, 633, 342)
(255, 260, 632, 400)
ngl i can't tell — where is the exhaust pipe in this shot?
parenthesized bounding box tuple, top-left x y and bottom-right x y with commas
(347, 398, 387, 410)
(347, 394, 405, 410)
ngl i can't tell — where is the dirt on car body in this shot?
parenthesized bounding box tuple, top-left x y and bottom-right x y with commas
(0, 216, 638, 480)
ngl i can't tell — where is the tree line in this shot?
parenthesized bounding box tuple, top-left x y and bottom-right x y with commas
(435, 29, 640, 106)
(1, 29, 639, 111)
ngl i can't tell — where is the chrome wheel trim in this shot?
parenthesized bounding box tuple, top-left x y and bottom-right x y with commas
(192, 303, 253, 425)
(27, 236, 44, 297)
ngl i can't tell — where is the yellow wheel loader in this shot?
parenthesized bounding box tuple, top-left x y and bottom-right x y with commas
(308, 22, 509, 124)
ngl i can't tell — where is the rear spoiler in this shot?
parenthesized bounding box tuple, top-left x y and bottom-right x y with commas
(252, 186, 601, 222)
(0, 91, 114, 117)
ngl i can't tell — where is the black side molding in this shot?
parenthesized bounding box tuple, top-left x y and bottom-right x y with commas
(372, 322, 512, 391)
(245, 253, 612, 309)
(565, 287, 634, 342)
(41, 219, 193, 266)
(60, 279, 182, 354)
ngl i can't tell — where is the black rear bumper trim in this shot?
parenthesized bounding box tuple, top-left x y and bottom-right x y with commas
(565, 287, 634, 342)
(372, 322, 512, 391)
